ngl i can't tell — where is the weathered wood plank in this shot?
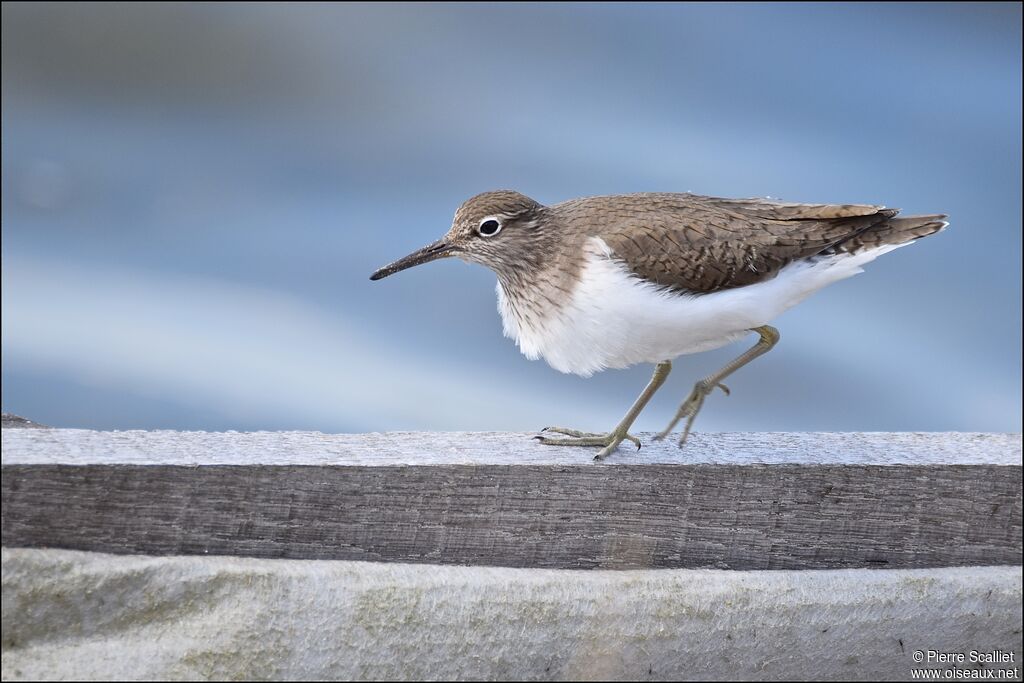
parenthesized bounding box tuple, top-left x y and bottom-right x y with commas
(2, 429, 1021, 570)
(2, 428, 1019, 465)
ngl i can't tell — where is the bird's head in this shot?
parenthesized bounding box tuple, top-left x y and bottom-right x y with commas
(370, 190, 546, 281)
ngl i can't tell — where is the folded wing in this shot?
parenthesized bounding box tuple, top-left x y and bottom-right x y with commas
(597, 194, 946, 294)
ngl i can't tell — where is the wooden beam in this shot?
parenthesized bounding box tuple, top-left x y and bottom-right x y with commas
(2, 428, 1020, 570)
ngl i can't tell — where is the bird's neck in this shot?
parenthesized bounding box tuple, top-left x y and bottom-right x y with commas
(493, 221, 585, 338)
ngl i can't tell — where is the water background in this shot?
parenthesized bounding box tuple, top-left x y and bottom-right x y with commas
(3, 3, 1020, 433)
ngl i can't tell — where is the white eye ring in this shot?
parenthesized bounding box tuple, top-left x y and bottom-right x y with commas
(478, 217, 502, 237)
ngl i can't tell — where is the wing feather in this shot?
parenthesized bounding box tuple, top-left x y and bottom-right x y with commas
(583, 194, 900, 293)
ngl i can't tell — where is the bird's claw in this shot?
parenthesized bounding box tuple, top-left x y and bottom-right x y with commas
(653, 378, 731, 445)
(534, 426, 641, 460)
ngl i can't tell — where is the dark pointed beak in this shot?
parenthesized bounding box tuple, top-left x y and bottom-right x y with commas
(369, 240, 457, 281)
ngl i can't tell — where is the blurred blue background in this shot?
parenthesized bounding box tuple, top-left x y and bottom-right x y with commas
(2, 2, 1021, 433)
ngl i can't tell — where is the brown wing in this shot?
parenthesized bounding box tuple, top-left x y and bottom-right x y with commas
(584, 193, 941, 294)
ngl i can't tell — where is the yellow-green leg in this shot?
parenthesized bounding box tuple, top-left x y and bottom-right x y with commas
(654, 325, 781, 446)
(536, 360, 672, 460)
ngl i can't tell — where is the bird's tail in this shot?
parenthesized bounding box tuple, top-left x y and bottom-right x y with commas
(829, 213, 948, 254)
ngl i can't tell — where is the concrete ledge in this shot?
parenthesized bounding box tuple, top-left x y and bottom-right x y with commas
(2, 548, 1021, 682)
(2, 429, 1021, 570)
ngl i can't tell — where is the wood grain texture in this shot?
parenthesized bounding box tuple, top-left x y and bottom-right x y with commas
(2, 429, 1021, 570)
(3, 429, 1019, 466)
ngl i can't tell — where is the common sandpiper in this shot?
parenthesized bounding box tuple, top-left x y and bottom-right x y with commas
(371, 191, 946, 459)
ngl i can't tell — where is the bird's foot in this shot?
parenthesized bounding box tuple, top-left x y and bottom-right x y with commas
(534, 426, 641, 460)
(652, 379, 730, 447)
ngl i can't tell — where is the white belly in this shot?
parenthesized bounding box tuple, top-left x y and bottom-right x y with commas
(497, 237, 903, 377)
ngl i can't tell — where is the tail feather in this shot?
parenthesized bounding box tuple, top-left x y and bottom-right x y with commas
(828, 213, 948, 254)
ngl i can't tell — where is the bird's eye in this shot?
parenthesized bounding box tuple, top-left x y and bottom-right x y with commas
(478, 219, 502, 236)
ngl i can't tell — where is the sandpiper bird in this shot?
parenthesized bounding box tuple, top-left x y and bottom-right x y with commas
(371, 191, 947, 459)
